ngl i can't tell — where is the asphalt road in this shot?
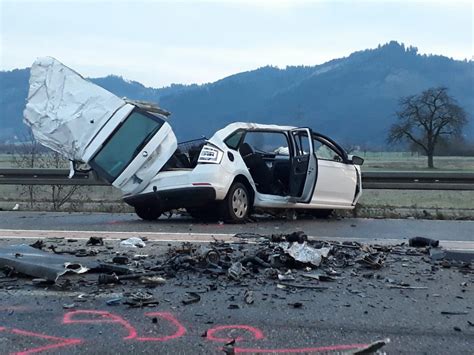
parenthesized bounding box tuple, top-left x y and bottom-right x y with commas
(0, 212, 473, 354)
(0, 211, 473, 242)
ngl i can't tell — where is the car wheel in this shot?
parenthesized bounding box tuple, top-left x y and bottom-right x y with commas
(309, 209, 334, 218)
(135, 205, 162, 221)
(223, 182, 250, 223)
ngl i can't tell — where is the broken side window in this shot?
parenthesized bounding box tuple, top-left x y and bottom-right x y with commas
(313, 138, 343, 162)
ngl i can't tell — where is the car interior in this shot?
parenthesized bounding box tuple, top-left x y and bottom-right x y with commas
(238, 131, 291, 196)
(163, 138, 207, 170)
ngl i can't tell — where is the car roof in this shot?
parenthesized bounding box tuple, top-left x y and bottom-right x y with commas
(212, 122, 298, 141)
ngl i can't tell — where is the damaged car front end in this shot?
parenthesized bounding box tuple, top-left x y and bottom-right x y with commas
(24, 58, 363, 223)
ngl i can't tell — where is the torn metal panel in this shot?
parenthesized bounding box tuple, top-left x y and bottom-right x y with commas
(0, 244, 99, 282)
(280, 242, 331, 267)
(23, 57, 127, 162)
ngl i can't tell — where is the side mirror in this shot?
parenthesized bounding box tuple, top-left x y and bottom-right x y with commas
(350, 155, 364, 165)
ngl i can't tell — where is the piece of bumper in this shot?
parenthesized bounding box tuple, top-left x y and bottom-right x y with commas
(123, 187, 217, 211)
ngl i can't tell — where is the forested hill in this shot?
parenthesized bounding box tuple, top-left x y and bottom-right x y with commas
(1, 41, 473, 147)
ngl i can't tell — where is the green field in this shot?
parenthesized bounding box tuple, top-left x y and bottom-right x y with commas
(357, 152, 474, 172)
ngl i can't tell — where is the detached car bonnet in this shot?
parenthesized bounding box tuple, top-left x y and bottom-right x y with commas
(23, 57, 127, 162)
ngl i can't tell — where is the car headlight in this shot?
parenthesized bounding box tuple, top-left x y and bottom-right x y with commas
(198, 144, 224, 164)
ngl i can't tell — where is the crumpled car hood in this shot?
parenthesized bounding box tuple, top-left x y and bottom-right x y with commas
(23, 57, 126, 162)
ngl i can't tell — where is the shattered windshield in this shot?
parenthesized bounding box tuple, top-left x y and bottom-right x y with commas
(90, 110, 164, 182)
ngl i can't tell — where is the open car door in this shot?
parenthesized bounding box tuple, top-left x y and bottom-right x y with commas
(24, 57, 177, 196)
(288, 128, 317, 203)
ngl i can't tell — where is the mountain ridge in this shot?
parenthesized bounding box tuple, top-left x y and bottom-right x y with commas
(1, 41, 473, 147)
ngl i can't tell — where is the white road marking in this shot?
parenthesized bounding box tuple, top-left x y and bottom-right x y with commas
(0, 229, 472, 250)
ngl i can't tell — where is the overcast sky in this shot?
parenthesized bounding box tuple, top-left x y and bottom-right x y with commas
(1, 0, 472, 87)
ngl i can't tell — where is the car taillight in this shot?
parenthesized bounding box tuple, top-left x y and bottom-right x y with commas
(197, 144, 224, 164)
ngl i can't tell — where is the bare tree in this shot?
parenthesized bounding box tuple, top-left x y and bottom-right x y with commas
(12, 130, 45, 208)
(388, 87, 467, 168)
(45, 151, 81, 210)
(12, 130, 81, 210)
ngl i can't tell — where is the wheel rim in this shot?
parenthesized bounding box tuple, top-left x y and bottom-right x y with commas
(232, 187, 248, 218)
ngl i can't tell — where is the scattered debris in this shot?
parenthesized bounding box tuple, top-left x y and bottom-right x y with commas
(195, 246, 220, 265)
(271, 231, 308, 244)
(302, 273, 338, 282)
(182, 292, 201, 305)
(350, 338, 390, 354)
(106, 298, 122, 306)
(223, 339, 236, 355)
(0, 228, 468, 340)
(30, 240, 45, 250)
(0, 244, 99, 282)
(98, 271, 163, 285)
(280, 242, 330, 267)
(124, 291, 158, 308)
(357, 253, 384, 269)
(112, 256, 129, 265)
(244, 290, 254, 304)
(441, 311, 469, 315)
(86, 236, 104, 246)
(409, 237, 439, 248)
(228, 262, 243, 280)
(120, 237, 146, 248)
(140, 276, 166, 286)
(278, 274, 296, 281)
(277, 282, 329, 290)
(387, 285, 428, 290)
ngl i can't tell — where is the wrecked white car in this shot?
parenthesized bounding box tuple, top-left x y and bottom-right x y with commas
(24, 57, 363, 223)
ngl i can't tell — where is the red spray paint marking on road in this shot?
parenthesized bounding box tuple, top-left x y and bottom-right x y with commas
(62, 310, 186, 342)
(0, 327, 82, 355)
(205, 324, 369, 354)
(62, 310, 137, 339)
(206, 325, 265, 343)
(2, 309, 370, 353)
(233, 343, 369, 353)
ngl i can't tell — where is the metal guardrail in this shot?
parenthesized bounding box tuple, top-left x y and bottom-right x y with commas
(361, 171, 474, 190)
(0, 168, 108, 186)
(0, 168, 473, 190)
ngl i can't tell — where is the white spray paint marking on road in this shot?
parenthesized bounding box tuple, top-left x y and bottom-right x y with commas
(0, 229, 472, 250)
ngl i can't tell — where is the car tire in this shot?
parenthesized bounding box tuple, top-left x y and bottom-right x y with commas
(135, 205, 162, 221)
(309, 209, 334, 218)
(222, 182, 250, 223)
